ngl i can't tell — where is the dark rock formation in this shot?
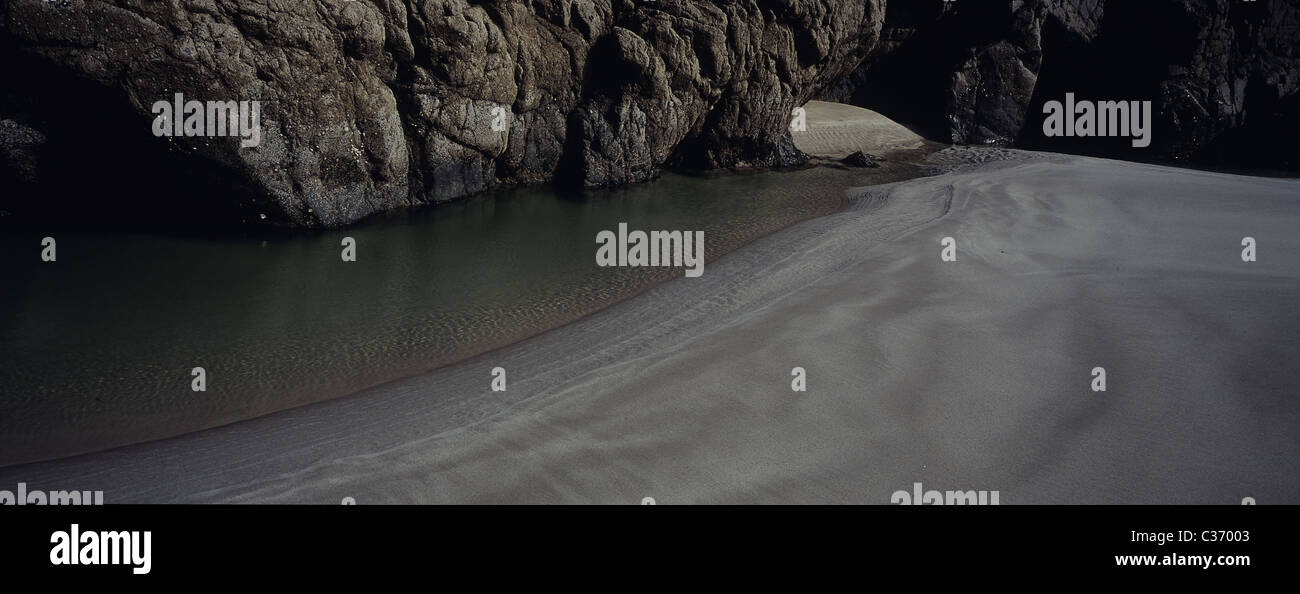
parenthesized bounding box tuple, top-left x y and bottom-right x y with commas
(840, 150, 879, 167)
(0, 0, 883, 227)
(1, 0, 1296, 228)
(822, 0, 1043, 146)
(824, 0, 1300, 170)
(0, 119, 43, 186)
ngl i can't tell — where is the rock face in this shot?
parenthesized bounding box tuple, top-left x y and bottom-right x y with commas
(0, 0, 882, 227)
(1, 0, 1296, 228)
(824, 0, 1300, 170)
(822, 1, 1044, 146)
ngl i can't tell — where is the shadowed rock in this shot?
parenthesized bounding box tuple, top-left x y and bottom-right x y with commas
(1, 0, 1295, 227)
(0, 0, 884, 227)
(824, 0, 1300, 169)
(841, 151, 879, 167)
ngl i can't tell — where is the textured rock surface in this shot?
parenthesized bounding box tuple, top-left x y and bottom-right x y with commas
(825, 0, 1300, 169)
(1, 0, 1296, 227)
(840, 150, 878, 167)
(0, 0, 882, 227)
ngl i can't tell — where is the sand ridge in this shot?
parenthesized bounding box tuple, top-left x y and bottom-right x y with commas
(793, 100, 928, 159)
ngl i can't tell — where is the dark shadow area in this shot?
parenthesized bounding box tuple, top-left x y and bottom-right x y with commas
(0, 41, 278, 236)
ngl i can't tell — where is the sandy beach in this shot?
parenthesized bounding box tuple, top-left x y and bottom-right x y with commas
(793, 100, 927, 159)
(3, 147, 1298, 504)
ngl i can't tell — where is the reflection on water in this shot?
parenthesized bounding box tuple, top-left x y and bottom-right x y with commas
(0, 164, 918, 464)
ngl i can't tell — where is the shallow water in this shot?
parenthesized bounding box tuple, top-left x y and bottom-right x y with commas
(0, 164, 920, 465)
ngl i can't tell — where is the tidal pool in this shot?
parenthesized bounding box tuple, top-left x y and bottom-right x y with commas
(0, 162, 924, 465)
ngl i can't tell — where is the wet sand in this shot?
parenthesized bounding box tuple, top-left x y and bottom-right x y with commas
(0, 100, 937, 467)
(5, 148, 1297, 504)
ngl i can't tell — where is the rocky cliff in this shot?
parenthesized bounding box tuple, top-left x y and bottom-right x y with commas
(824, 0, 1300, 169)
(1, 0, 1297, 228)
(0, 0, 883, 227)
